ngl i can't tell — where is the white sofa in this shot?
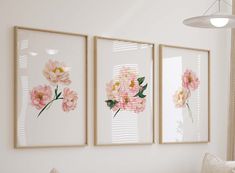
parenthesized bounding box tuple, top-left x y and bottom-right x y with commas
(49, 153, 235, 173)
(201, 153, 235, 173)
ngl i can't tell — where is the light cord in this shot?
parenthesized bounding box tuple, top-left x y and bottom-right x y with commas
(203, 0, 218, 15)
(202, 0, 232, 15)
(219, 0, 221, 12)
(222, 0, 232, 7)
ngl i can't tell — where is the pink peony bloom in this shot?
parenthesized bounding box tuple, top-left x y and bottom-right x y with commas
(105, 67, 147, 115)
(128, 77, 139, 95)
(182, 69, 200, 90)
(173, 88, 189, 108)
(116, 92, 146, 113)
(106, 80, 121, 101)
(118, 67, 139, 94)
(131, 97, 146, 113)
(43, 60, 71, 85)
(118, 92, 133, 110)
(62, 88, 78, 112)
(30, 85, 52, 110)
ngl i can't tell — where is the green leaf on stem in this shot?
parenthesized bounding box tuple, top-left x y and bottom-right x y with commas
(138, 92, 146, 98)
(55, 85, 58, 97)
(56, 92, 62, 99)
(137, 77, 145, 85)
(142, 83, 148, 91)
(105, 100, 118, 109)
(134, 83, 148, 98)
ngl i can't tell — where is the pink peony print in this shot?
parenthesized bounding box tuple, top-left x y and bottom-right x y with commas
(106, 80, 121, 101)
(173, 69, 199, 122)
(62, 88, 78, 112)
(105, 67, 148, 117)
(182, 69, 200, 90)
(173, 88, 189, 108)
(43, 60, 71, 85)
(30, 59, 79, 118)
(127, 77, 140, 95)
(30, 85, 52, 110)
(118, 92, 132, 110)
(131, 97, 146, 113)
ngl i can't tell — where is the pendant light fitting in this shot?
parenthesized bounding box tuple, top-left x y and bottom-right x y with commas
(183, 0, 235, 28)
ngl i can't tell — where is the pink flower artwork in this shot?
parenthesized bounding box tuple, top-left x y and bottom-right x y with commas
(30, 59, 78, 118)
(43, 60, 71, 86)
(30, 85, 52, 110)
(62, 88, 78, 112)
(173, 88, 189, 108)
(131, 97, 146, 113)
(182, 69, 200, 90)
(105, 67, 148, 117)
(173, 69, 200, 122)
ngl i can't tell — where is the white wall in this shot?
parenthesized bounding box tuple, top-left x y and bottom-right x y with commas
(0, 0, 231, 173)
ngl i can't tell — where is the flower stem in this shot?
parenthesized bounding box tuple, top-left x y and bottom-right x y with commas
(37, 97, 63, 118)
(113, 108, 121, 118)
(46, 101, 53, 110)
(186, 102, 193, 123)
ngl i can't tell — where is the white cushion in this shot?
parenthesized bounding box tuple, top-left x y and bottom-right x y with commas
(201, 153, 235, 173)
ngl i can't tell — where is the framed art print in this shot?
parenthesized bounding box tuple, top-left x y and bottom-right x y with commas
(14, 26, 87, 148)
(159, 44, 210, 144)
(94, 36, 155, 145)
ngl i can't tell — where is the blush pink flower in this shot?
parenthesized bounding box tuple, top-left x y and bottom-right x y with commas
(131, 97, 146, 113)
(30, 85, 52, 110)
(118, 67, 140, 95)
(118, 92, 133, 110)
(105, 66, 147, 116)
(62, 88, 78, 112)
(173, 88, 189, 108)
(106, 80, 121, 101)
(43, 60, 71, 85)
(127, 77, 139, 95)
(182, 69, 200, 90)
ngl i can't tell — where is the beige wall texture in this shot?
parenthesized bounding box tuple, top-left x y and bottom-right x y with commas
(0, 0, 231, 173)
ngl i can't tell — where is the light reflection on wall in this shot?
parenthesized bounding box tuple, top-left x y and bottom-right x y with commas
(196, 55, 201, 140)
(19, 55, 28, 69)
(20, 40, 28, 50)
(113, 41, 138, 52)
(112, 41, 151, 52)
(163, 56, 183, 142)
(18, 39, 29, 146)
(18, 76, 29, 146)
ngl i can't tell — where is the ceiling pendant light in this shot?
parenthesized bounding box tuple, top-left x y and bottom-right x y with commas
(183, 0, 235, 28)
